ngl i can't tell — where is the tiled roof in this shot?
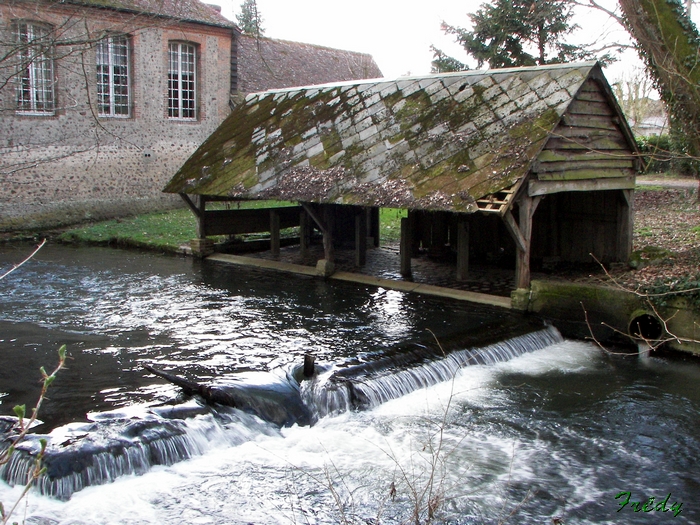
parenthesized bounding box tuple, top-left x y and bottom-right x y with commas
(165, 62, 622, 213)
(237, 34, 383, 93)
(62, 0, 233, 27)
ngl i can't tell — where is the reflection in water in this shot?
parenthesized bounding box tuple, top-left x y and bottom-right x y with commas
(0, 244, 699, 524)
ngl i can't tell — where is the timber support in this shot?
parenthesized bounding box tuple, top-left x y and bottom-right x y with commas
(400, 216, 412, 278)
(503, 195, 542, 289)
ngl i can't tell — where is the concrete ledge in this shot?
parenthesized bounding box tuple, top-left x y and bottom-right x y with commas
(206, 253, 512, 309)
(207, 253, 318, 277)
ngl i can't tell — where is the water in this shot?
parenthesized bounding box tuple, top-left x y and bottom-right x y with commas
(1, 243, 699, 524)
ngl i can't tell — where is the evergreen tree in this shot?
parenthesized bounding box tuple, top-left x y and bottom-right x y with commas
(432, 0, 597, 71)
(236, 0, 264, 37)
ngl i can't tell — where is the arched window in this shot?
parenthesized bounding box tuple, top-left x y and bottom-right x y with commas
(13, 21, 55, 115)
(96, 34, 130, 117)
(168, 42, 197, 120)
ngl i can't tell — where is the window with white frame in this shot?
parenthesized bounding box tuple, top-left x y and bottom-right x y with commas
(96, 34, 130, 117)
(168, 42, 196, 120)
(14, 21, 55, 115)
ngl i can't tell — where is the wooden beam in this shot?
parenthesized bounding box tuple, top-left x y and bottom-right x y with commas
(370, 207, 380, 247)
(201, 206, 302, 236)
(456, 217, 469, 281)
(400, 217, 412, 278)
(322, 205, 335, 262)
(355, 208, 367, 267)
(179, 194, 202, 218)
(504, 195, 542, 289)
(270, 209, 280, 257)
(528, 176, 636, 196)
(301, 202, 327, 235)
(196, 196, 207, 238)
(300, 210, 310, 258)
(535, 168, 636, 181)
(617, 189, 634, 261)
(502, 210, 527, 253)
(531, 159, 636, 173)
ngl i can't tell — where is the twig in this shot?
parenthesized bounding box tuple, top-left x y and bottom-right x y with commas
(0, 239, 46, 281)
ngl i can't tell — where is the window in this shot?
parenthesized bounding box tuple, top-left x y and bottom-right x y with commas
(168, 42, 196, 120)
(96, 35, 130, 117)
(14, 21, 55, 115)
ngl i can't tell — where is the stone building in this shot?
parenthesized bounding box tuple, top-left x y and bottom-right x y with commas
(0, 0, 381, 231)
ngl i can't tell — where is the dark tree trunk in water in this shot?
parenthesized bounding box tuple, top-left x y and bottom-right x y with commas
(143, 365, 314, 427)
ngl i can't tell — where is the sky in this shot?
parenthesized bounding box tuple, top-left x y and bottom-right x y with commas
(217, 0, 698, 86)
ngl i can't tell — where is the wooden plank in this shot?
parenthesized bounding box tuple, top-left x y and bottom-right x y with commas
(574, 90, 608, 103)
(555, 126, 621, 139)
(528, 176, 636, 196)
(536, 168, 636, 181)
(545, 136, 629, 151)
(567, 99, 614, 116)
(203, 206, 302, 236)
(532, 158, 636, 173)
(537, 150, 635, 163)
(561, 114, 619, 130)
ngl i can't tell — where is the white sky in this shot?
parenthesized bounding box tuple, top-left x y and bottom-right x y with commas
(217, 0, 699, 86)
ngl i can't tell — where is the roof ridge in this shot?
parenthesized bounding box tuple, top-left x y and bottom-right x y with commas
(238, 33, 374, 57)
(246, 61, 600, 98)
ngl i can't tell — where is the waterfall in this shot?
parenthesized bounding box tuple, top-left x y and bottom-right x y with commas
(303, 325, 563, 418)
(1, 326, 563, 501)
(0, 402, 278, 501)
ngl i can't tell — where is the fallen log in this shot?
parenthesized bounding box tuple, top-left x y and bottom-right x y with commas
(143, 365, 314, 427)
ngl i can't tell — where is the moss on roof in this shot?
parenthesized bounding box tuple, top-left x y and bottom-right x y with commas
(60, 0, 233, 27)
(165, 62, 619, 213)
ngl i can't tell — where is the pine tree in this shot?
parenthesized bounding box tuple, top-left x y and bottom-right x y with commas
(236, 0, 264, 37)
(432, 0, 596, 71)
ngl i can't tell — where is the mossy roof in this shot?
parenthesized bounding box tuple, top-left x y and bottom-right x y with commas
(237, 34, 383, 94)
(165, 61, 623, 213)
(61, 0, 233, 28)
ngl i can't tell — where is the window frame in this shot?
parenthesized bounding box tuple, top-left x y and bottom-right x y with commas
(96, 33, 131, 118)
(167, 41, 197, 121)
(13, 21, 56, 116)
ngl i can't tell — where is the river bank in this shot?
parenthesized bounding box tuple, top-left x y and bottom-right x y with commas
(4, 175, 699, 354)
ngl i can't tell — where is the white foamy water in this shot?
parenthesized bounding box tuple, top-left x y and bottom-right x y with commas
(1, 340, 617, 525)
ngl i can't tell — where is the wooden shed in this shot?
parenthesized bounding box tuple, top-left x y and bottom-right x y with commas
(164, 61, 638, 291)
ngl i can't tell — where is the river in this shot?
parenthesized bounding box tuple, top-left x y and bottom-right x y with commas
(0, 243, 698, 524)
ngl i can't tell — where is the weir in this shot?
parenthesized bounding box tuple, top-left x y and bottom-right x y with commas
(0, 326, 562, 501)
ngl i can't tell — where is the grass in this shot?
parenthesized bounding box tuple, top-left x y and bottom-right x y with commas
(60, 204, 407, 252)
(59, 208, 198, 253)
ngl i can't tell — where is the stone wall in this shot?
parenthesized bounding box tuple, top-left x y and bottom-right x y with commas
(0, 2, 234, 231)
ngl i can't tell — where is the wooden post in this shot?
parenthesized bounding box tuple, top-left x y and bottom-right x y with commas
(355, 207, 367, 267)
(322, 205, 335, 263)
(617, 189, 633, 261)
(300, 209, 309, 258)
(456, 216, 469, 281)
(197, 195, 207, 238)
(514, 195, 541, 289)
(303, 353, 315, 378)
(400, 216, 412, 278)
(270, 209, 280, 257)
(370, 207, 380, 247)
